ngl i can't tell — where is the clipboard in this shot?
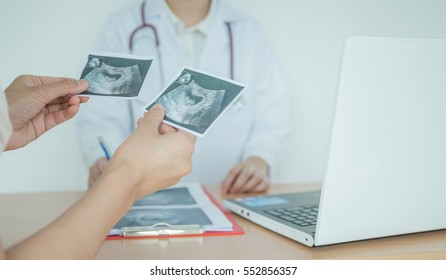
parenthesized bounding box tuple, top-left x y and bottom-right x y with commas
(107, 186, 244, 240)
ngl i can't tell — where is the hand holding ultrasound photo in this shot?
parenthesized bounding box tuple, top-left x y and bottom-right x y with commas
(143, 67, 245, 137)
(80, 52, 153, 98)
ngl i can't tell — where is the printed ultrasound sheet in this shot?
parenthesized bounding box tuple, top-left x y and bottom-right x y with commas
(143, 67, 245, 137)
(80, 52, 153, 98)
(109, 183, 233, 235)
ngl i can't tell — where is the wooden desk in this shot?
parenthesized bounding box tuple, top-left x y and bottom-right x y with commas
(1, 183, 445, 259)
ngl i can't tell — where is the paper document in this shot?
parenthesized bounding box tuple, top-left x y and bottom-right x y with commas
(79, 52, 153, 98)
(109, 183, 233, 236)
(142, 67, 245, 137)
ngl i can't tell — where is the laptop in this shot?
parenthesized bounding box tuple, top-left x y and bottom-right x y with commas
(224, 36, 446, 247)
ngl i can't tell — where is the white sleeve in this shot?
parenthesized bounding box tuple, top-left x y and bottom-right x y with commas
(241, 30, 292, 179)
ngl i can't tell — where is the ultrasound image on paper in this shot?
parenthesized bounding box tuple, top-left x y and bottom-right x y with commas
(80, 53, 152, 98)
(143, 67, 245, 137)
(114, 207, 212, 229)
(133, 187, 197, 207)
(157, 79, 225, 127)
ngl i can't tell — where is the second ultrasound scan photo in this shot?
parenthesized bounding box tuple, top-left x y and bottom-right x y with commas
(144, 67, 245, 137)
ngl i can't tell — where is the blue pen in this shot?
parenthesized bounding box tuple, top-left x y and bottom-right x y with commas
(98, 136, 111, 160)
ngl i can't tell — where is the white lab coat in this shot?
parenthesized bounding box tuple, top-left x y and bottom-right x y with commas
(76, 0, 292, 185)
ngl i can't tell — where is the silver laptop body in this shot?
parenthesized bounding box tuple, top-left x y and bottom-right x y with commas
(224, 36, 446, 247)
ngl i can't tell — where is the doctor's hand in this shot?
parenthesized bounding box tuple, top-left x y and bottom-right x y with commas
(221, 156, 270, 194)
(98, 104, 196, 199)
(4, 75, 89, 151)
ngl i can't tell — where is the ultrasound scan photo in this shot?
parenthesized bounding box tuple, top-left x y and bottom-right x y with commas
(80, 53, 153, 98)
(144, 67, 245, 137)
(114, 207, 212, 229)
(156, 80, 225, 127)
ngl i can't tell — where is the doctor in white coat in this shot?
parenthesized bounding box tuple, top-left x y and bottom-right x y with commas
(76, 0, 292, 194)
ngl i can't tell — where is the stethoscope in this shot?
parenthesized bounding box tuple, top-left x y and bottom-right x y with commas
(127, 1, 242, 129)
(129, 1, 235, 82)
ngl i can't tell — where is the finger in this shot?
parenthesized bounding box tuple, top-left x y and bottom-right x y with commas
(43, 104, 80, 131)
(241, 170, 264, 193)
(159, 123, 178, 134)
(63, 105, 80, 121)
(63, 95, 89, 106)
(251, 177, 270, 193)
(230, 166, 256, 194)
(88, 176, 94, 188)
(88, 163, 100, 188)
(98, 157, 109, 172)
(221, 163, 243, 194)
(68, 96, 81, 107)
(67, 95, 89, 107)
(79, 96, 89, 103)
(88, 158, 108, 188)
(45, 100, 71, 114)
(45, 96, 83, 116)
(138, 104, 165, 133)
(36, 79, 89, 103)
(137, 117, 143, 126)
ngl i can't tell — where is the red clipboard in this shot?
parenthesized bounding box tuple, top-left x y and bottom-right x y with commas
(107, 186, 244, 240)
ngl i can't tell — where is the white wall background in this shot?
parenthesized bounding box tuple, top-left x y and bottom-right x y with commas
(1, 0, 445, 193)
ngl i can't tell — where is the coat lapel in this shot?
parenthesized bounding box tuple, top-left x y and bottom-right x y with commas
(197, 0, 245, 78)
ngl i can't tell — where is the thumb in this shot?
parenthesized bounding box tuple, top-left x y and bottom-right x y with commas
(36, 79, 89, 102)
(139, 104, 166, 132)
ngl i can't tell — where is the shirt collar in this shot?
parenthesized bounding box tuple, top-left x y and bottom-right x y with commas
(164, 0, 217, 36)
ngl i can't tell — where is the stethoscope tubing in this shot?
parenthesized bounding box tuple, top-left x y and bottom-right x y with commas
(126, 1, 238, 129)
(129, 1, 234, 81)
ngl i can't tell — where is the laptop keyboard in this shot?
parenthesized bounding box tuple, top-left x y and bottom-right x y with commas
(263, 205, 318, 227)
